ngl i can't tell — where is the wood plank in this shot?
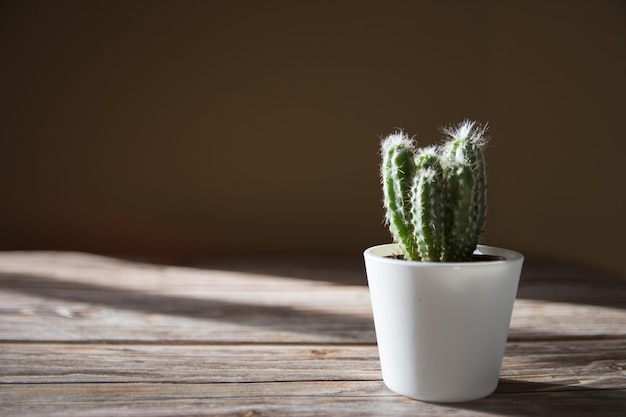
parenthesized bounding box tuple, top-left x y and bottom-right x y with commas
(0, 344, 380, 384)
(1, 382, 624, 417)
(0, 290, 375, 344)
(1, 341, 624, 389)
(1, 283, 624, 344)
(509, 300, 626, 341)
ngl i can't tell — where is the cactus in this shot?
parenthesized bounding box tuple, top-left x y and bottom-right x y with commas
(381, 121, 488, 262)
(381, 132, 419, 260)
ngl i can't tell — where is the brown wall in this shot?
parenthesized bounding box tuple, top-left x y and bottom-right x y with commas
(1, 0, 624, 276)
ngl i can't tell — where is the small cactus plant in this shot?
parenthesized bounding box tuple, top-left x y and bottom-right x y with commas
(381, 120, 488, 262)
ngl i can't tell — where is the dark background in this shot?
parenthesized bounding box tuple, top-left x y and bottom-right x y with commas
(1, 0, 624, 277)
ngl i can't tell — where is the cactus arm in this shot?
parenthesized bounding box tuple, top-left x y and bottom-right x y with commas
(453, 123, 487, 241)
(412, 149, 444, 262)
(442, 164, 477, 261)
(381, 132, 419, 260)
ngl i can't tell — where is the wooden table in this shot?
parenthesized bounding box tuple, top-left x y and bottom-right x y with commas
(1, 251, 625, 416)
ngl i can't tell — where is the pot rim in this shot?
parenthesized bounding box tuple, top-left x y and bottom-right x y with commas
(364, 243, 523, 268)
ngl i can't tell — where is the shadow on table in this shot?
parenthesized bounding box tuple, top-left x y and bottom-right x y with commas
(514, 259, 626, 309)
(445, 379, 626, 415)
(0, 271, 375, 341)
(2, 252, 623, 343)
(180, 253, 369, 286)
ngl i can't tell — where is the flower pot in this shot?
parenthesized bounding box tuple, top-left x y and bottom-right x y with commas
(363, 243, 524, 403)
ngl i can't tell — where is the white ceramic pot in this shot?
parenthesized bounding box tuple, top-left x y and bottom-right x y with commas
(364, 243, 524, 403)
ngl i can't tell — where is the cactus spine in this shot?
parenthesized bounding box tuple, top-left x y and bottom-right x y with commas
(412, 147, 444, 262)
(381, 121, 488, 262)
(381, 132, 419, 260)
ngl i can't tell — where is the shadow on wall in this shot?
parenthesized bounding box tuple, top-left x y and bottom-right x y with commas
(0, 0, 624, 276)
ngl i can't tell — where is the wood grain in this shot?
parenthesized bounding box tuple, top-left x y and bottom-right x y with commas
(1, 251, 625, 416)
(1, 341, 624, 388)
(2, 383, 625, 417)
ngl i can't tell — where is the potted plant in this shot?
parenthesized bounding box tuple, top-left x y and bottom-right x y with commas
(364, 121, 524, 403)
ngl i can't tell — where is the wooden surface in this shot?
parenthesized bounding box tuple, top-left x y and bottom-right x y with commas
(0, 251, 624, 416)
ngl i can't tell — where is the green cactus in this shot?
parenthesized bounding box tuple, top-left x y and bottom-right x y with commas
(381, 121, 488, 262)
(412, 146, 445, 262)
(381, 132, 419, 260)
